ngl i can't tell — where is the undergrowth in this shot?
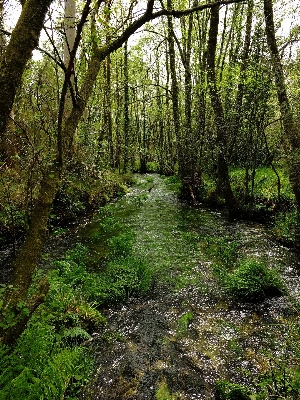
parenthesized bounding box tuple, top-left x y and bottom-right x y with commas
(0, 214, 153, 399)
(202, 235, 285, 302)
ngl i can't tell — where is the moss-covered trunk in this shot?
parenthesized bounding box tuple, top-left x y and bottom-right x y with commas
(207, 4, 237, 211)
(0, 0, 53, 161)
(0, 169, 60, 345)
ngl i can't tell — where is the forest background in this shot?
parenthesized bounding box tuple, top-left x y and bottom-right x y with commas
(0, 0, 300, 397)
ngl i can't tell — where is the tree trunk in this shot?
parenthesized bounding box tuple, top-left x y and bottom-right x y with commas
(0, 0, 5, 56)
(64, 0, 76, 116)
(263, 0, 300, 209)
(0, 169, 60, 345)
(104, 54, 114, 169)
(167, 0, 182, 175)
(0, 0, 53, 161)
(178, 1, 200, 200)
(123, 40, 130, 172)
(207, 4, 237, 211)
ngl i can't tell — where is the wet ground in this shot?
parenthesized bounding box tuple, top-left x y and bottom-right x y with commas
(1, 174, 298, 399)
(74, 174, 300, 399)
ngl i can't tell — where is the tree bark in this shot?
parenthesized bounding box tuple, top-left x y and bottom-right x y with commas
(263, 0, 300, 209)
(0, 0, 53, 161)
(207, 4, 237, 211)
(123, 40, 130, 172)
(167, 0, 182, 176)
(0, 0, 5, 56)
(178, 1, 199, 200)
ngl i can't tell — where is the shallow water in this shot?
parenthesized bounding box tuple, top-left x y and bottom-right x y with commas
(74, 174, 300, 399)
(1, 173, 299, 399)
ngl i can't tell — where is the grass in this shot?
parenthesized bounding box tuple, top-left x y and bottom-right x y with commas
(202, 235, 239, 268)
(223, 259, 285, 302)
(201, 235, 285, 302)
(270, 209, 300, 246)
(156, 378, 178, 400)
(177, 311, 194, 334)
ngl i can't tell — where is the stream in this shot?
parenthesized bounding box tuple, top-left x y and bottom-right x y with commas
(74, 174, 300, 399)
(2, 173, 300, 399)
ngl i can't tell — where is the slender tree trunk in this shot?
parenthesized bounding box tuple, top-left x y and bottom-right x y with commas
(64, 0, 76, 115)
(229, 0, 253, 158)
(0, 0, 53, 162)
(0, 0, 5, 57)
(103, 54, 114, 168)
(179, 1, 199, 200)
(263, 0, 300, 209)
(194, 9, 209, 183)
(207, 4, 237, 211)
(167, 0, 182, 175)
(123, 40, 130, 172)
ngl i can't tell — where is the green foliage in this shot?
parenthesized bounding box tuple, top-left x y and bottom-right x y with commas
(215, 380, 251, 399)
(177, 311, 193, 333)
(82, 257, 153, 304)
(201, 236, 285, 302)
(133, 192, 148, 206)
(156, 378, 178, 400)
(230, 167, 294, 206)
(271, 210, 300, 245)
(0, 270, 102, 399)
(223, 259, 285, 302)
(98, 212, 122, 234)
(202, 236, 239, 268)
(107, 230, 135, 259)
(0, 286, 30, 330)
(53, 226, 153, 306)
(146, 161, 159, 172)
(0, 339, 91, 400)
(252, 320, 300, 399)
(165, 175, 182, 194)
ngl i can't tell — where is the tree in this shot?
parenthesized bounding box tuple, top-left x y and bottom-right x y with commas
(0, 0, 247, 345)
(206, 4, 237, 211)
(263, 0, 300, 210)
(0, 0, 5, 56)
(0, 0, 54, 162)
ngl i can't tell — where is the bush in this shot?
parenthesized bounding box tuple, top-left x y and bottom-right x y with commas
(223, 259, 285, 302)
(0, 262, 104, 399)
